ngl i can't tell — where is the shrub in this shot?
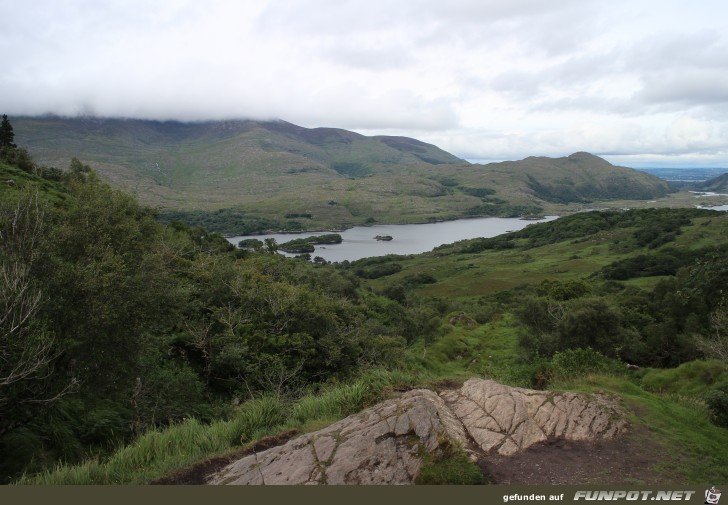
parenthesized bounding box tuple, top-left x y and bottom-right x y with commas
(234, 396, 288, 443)
(355, 263, 403, 279)
(551, 348, 623, 379)
(640, 360, 728, 396)
(705, 382, 728, 428)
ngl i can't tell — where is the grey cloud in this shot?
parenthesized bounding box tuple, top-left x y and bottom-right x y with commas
(490, 70, 542, 97)
(292, 90, 460, 131)
(637, 70, 728, 106)
(256, 0, 598, 55)
(530, 96, 636, 116)
(621, 32, 728, 110)
(626, 31, 728, 72)
(320, 42, 416, 70)
(487, 51, 621, 110)
(2, 0, 728, 167)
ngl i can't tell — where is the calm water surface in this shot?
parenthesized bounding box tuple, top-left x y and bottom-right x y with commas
(227, 216, 557, 262)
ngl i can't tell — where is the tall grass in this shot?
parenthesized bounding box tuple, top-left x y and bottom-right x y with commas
(15, 369, 428, 485)
(639, 359, 728, 397)
(17, 396, 288, 485)
(291, 382, 368, 425)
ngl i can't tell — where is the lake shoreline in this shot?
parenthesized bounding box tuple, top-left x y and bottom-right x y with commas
(227, 215, 558, 263)
(221, 212, 549, 239)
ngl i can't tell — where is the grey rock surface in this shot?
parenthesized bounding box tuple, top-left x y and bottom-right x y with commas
(209, 378, 626, 485)
(441, 379, 626, 456)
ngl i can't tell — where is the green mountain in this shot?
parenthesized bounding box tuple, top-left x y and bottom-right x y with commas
(695, 172, 728, 192)
(13, 116, 672, 233)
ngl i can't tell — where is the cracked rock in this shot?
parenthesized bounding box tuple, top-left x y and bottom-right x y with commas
(209, 379, 627, 485)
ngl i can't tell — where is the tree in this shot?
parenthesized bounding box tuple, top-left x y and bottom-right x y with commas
(0, 193, 74, 437)
(694, 300, 728, 362)
(41, 175, 180, 398)
(0, 115, 17, 149)
(264, 237, 278, 254)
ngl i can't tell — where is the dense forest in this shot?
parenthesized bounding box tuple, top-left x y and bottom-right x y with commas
(0, 129, 413, 481)
(1, 116, 727, 484)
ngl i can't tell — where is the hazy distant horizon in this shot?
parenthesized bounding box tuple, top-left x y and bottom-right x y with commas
(2, 1, 727, 169)
(9, 112, 727, 171)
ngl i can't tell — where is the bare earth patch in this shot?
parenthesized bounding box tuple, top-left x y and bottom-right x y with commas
(480, 423, 681, 485)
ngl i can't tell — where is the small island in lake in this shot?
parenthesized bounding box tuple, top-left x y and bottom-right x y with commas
(374, 235, 393, 241)
(279, 233, 343, 253)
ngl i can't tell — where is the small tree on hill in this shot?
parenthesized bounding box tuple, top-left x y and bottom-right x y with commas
(0, 114, 17, 149)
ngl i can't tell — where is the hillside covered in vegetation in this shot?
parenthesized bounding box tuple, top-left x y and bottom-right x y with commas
(2, 122, 727, 485)
(14, 116, 672, 235)
(696, 172, 728, 192)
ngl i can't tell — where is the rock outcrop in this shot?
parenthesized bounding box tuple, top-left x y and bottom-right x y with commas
(441, 379, 624, 456)
(209, 379, 627, 485)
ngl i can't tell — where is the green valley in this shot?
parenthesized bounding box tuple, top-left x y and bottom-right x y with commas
(12, 116, 684, 235)
(2, 116, 728, 485)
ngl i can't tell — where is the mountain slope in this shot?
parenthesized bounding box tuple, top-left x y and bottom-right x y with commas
(695, 172, 728, 192)
(14, 116, 465, 182)
(13, 116, 673, 233)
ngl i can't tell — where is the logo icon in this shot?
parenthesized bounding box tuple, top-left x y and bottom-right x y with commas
(706, 487, 722, 505)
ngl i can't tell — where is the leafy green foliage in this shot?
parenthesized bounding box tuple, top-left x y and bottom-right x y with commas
(640, 360, 728, 397)
(278, 233, 343, 253)
(598, 253, 682, 280)
(278, 238, 315, 253)
(159, 209, 287, 235)
(705, 382, 728, 428)
(307, 233, 343, 244)
(349, 255, 406, 279)
(415, 441, 485, 485)
(515, 208, 712, 249)
(550, 348, 625, 380)
(0, 148, 415, 482)
(4, 137, 728, 485)
(0, 114, 17, 149)
(238, 238, 264, 250)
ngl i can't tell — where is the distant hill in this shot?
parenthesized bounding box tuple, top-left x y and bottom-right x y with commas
(497, 152, 672, 203)
(13, 116, 673, 233)
(14, 115, 465, 178)
(695, 172, 728, 192)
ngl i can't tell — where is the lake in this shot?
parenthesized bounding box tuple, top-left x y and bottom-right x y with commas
(697, 204, 728, 211)
(227, 216, 558, 262)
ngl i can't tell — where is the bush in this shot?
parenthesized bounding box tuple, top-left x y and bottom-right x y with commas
(403, 273, 437, 286)
(355, 262, 403, 279)
(705, 382, 728, 428)
(551, 348, 623, 379)
(640, 360, 728, 396)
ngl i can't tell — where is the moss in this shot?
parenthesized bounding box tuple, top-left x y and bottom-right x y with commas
(414, 441, 485, 485)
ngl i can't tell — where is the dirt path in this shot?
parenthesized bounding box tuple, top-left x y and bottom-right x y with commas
(479, 424, 681, 485)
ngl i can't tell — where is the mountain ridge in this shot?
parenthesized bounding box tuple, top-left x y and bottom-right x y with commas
(695, 172, 728, 192)
(12, 115, 672, 233)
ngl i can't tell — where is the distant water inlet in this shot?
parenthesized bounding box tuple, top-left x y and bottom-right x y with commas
(227, 216, 557, 262)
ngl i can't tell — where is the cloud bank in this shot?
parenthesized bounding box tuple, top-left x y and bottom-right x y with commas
(1, 0, 727, 166)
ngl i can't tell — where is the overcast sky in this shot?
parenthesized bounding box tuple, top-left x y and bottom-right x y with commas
(2, 0, 727, 167)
